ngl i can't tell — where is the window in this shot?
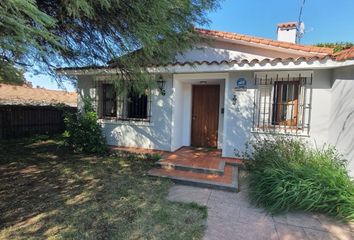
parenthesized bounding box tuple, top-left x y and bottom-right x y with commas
(102, 84, 117, 117)
(253, 74, 312, 134)
(272, 81, 299, 126)
(126, 90, 149, 119)
(95, 81, 151, 121)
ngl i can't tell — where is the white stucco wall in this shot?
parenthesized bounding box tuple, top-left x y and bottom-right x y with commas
(218, 80, 225, 149)
(309, 69, 332, 146)
(329, 66, 354, 177)
(77, 74, 174, 151)
(77, 75, 95, 110)
(176, 44, 269, 63)
(171, 78, 184, 151)
(182, 83, 192, 147)
(222, 69, 333, 158)
(222, 71, 254, 157)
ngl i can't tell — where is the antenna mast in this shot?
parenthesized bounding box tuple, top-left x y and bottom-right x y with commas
(297, 0, 306, 43)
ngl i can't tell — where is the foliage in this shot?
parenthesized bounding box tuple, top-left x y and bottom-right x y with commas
(246, 137, 354, 221)
(63, 97, 107, 154)
(0, 61, 25, 85)
(0, 0, 219, 93)
(0, 0, 60, 57)
(0, 137, 207, 239)
(315, 42, 354, 53)
(146, 153, 163, 162)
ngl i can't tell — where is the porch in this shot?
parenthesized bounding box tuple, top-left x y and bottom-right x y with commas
(148, 147, 242, 192)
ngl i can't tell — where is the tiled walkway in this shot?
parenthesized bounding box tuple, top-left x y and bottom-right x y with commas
(167, 175, 354, 240)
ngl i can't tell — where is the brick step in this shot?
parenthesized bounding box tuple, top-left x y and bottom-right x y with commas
(148, 164, 239, 192)
(158, 161, 225, 175)
(157, 157, 242, 176)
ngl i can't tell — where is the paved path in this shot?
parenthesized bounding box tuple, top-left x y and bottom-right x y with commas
(167, 182, 354, 240)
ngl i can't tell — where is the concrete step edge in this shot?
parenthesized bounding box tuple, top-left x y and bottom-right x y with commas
(148, 165, 239, 192)
(157, 161, 225, 175)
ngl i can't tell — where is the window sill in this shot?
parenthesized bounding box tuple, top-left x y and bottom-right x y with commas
(98, 119, 153, 127)
(251, 128, 309, 137)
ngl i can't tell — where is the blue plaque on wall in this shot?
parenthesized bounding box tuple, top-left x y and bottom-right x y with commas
(235, 78, 247, 91)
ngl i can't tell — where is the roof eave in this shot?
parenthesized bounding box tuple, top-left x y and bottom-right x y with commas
(152, 58, 354, 73)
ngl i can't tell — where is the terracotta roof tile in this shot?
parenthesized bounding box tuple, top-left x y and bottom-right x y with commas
(240, 36, 251, 41)
(195, 27, 334, 55)
(334, 47, 354, 61)
(277, 22, 297, 28)
(0, 84, 77, 107)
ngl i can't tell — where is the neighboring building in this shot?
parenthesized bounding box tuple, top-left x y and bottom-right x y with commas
(59, 23, 354, 177)
(0, 83, 77, 107)
(0, 84, 77, 139)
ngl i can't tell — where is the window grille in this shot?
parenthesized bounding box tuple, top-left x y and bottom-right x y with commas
(127, 91, 148, 119)
(252, 74, 312, 135)
(102, 84, 117, 117)
(93, 80, 151, 122)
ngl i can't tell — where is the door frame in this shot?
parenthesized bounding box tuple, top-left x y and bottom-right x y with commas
(190, 84, 220, 148)
(170, 73, 228, 152)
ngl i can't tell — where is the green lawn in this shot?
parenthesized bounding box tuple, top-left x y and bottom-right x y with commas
(0, 136, 207, 240)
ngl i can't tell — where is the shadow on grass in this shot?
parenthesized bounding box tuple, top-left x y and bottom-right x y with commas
(0, 137, 206, 240)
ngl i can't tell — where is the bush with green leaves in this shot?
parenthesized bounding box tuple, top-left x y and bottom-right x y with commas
(63, 98, 107, 154)
(246, 137, 354, 221)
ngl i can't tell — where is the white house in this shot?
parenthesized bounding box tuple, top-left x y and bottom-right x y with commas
(60, 22, 354, 177)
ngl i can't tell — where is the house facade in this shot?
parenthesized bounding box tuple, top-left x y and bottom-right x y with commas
(60, 23, 354, 177)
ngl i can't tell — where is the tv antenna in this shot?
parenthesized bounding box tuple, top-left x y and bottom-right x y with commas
(297, 0, 306, 43)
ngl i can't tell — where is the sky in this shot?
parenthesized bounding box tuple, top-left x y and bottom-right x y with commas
(26, 0, 354, 92)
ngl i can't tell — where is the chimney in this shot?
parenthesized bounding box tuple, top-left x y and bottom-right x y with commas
(277, 22, 298, 43)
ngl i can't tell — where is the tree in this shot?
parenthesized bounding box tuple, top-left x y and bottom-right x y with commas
(0, 0, 219, 90)
(0, 62, 25, 85)
(315, 42, 354, 53)
(0, 0, 59, 85)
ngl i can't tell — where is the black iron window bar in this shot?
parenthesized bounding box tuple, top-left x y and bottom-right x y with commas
(94, 80, 152, 122)
(252, 73, 312, 135)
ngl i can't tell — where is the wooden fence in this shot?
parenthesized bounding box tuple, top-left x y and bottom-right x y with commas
(0, 105, 76, 140)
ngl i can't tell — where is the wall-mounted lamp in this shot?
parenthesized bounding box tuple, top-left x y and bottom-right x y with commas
(232, 94, 237, 105)
(157, 75, 166, 96)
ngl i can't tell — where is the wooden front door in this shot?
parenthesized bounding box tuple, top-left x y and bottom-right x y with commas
(191, 85, 220, 148)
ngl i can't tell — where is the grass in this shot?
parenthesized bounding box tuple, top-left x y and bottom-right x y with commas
(246, 137, 354, 222)
(0, 136, 207, 240)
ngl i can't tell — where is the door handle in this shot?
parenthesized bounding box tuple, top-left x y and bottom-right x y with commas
(192, 115, 196, 120)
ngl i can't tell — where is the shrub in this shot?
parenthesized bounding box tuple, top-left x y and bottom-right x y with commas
(246, 137, 354, 221)
(63, 98, 108, 154)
